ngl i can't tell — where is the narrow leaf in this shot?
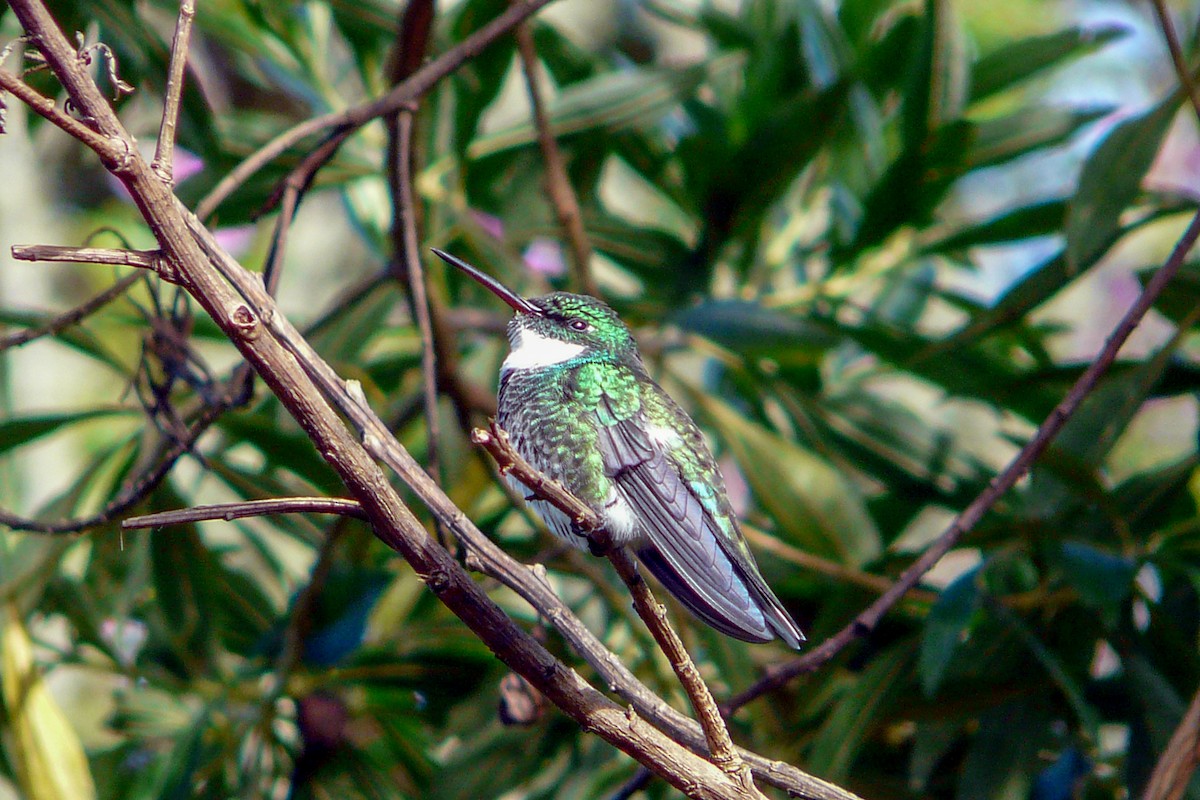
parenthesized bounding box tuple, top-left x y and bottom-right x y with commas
(2, 604, 97, 800)
(699, 395, 882, 566)
(971, 23, 1129, 102)
(919, 564, 981, 696)
(1066, 95, 1181, 271)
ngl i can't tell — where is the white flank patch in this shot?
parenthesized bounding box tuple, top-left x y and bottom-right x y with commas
(646, 424, 683, 448)
(602, 492, 640, 544)
(502, 329, 585, 375)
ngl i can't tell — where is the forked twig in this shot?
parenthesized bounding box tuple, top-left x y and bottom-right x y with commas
(151, 0, 196, 184)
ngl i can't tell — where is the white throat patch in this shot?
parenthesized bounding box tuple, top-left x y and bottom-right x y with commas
(501, 329, 585, 376)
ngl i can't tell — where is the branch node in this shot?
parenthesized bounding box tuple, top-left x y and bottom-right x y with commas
(229, 304, 261, 340)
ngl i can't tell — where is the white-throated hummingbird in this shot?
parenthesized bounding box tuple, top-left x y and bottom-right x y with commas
(433, 248, 804, 648)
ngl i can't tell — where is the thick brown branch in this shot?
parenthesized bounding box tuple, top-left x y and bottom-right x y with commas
(3, 3, 772, 794)
(1143, 682, 1200, 800)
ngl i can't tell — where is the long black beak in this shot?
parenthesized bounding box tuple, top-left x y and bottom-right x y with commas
(431, 248, 542, 315)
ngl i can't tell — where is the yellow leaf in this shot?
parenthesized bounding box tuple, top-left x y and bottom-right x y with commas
(2, 604, 96, 800)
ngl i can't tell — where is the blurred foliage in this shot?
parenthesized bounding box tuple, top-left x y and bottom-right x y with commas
(1, 0, 1200, 799)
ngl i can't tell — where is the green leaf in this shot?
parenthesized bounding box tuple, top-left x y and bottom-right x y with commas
(1138, 259, 1200, 328)
(956, 698, 1051, 800)
(1066, 94, 1181, 271)
(923, 200, 1066, 253)
(967, 105, 1111, 169)
(919, 564, 981, 696)
(808, 642, 915, 779)
(698, 395, 882, 566)
(993, 603, 1101, 739)
(469, 58, 735, 158)
(971, 23, 1129, 102)
(0, 409, 136, 454)
(673, 300, 839, 366)
(0, 308, 130, 373)
(1057, 542, 1135, 628)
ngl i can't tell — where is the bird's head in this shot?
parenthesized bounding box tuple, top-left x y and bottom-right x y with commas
(433, 249, 638, 371)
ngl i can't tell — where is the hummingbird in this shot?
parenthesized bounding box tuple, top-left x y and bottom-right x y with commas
(433, 249, 805, 649)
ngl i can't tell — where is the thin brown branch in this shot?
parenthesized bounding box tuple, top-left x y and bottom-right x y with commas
(471, 424, 760, 794)
(258, 127, 356, 295)
(150, 0, 195, 184)
(195, 0, 559, 220)
(0, 68, 124, 161)
(512, 18, 598, 296)
(328, 385, 856, 798)
(1150, 0, 1200, 126)
(11, 244, 165, 269)
(384, 0, 444, 529)
(392, 115, 443, 486)
(122, 497, 367, 529)
(1143, 682, 1200, 800)
(725, 207, 1200, 713)
(0, 397, 230, 534)
(0, 271, 140, 351)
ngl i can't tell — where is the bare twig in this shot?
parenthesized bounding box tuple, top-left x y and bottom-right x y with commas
(150, 0, 196, 184)
(260, 131, 357, 296)
(1142, 683, 1200, 800)
(0, 397, 231, 534)
(512, 18, 598, 296)
(10, 244, 164, 269)
(0, 271, 140, 351)
(0, 68, 126, 161)
(725, 207, 1200, 713)
(122, 497, 367, 529)
(471, 424, 761, 794)
(1150, 0, 1200, 126)
(195, 0, 560, 220)
(384, 0, 444, 520)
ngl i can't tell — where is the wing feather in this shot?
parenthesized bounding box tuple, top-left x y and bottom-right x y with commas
(593, 391, 802, 646)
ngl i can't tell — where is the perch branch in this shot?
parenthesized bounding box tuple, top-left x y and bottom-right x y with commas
(472, 424, 760, 794)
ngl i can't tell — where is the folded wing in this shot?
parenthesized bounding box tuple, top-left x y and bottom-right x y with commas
(594, 392, 804, 648)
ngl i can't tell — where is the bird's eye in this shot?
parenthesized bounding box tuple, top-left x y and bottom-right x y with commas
(568, 319, 590, 332)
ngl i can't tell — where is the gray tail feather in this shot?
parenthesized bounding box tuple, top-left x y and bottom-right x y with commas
(635, 546, 805, 649)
